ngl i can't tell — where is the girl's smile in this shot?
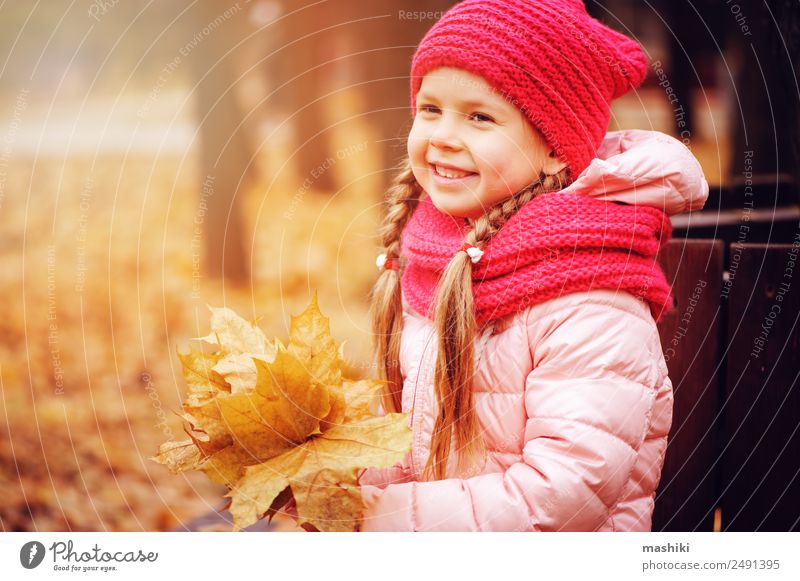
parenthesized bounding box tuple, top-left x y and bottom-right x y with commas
(429, 162, 478, 184)
(407, 67, 566, 219)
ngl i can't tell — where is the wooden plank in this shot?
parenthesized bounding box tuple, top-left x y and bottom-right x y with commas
(722, 242, 800, 531)
(652, 239, 724, 531)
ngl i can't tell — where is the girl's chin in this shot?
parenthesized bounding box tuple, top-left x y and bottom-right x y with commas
(427, 196, 484, 219)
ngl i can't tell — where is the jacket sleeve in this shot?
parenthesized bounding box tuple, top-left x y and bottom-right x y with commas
(359, 293, 659, 531)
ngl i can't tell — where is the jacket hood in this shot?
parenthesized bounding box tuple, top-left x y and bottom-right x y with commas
(562, 129, 709, 216)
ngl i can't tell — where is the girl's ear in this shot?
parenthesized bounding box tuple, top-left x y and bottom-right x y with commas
(542, 150, 568, 177)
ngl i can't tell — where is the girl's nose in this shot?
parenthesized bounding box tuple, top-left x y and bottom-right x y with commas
(429, 112, 462, 150)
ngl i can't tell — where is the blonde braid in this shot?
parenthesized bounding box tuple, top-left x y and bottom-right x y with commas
(369, 158, 423, 414)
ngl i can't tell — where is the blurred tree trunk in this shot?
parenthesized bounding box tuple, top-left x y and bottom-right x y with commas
(186, 1, 256, 283)
(264, 0, 456, 195)
(267, 0, 338, 192)
(350, 0, 457, 191)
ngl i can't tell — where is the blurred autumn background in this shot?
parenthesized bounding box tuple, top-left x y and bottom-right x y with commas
(1, 0, 798, 532)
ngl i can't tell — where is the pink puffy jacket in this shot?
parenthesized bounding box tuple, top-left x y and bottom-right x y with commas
(359, 130, 709, 532)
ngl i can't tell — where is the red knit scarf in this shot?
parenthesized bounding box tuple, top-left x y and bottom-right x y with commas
(400, 192, 674, 326)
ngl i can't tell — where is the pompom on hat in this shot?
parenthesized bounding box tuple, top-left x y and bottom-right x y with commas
(410, 0, 649, 178)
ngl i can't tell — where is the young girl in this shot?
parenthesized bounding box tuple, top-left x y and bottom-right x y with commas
(358, 0, 709, 531)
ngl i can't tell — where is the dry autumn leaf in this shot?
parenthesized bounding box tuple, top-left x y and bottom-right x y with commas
(229, 414, 412, 532)
(152, 293, 411, 532)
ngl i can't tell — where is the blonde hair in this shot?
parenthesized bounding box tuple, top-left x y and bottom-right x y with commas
(370, 156, 571, 481)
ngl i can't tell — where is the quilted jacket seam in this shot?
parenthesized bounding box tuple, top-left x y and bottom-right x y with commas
(461, 480, 483, 532)
(607, 389, 655, 527)
(503, 468, 540, 530)
(531, 364, 658, 393)
(411, 481, 418, 532)
(529, 416, 638, 452)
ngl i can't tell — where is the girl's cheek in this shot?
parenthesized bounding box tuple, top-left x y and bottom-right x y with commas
(407, 124, 429, 163)
(406, 135, 416, 161)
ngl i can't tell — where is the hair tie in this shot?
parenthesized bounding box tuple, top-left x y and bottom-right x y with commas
(459, 242, 484, 264)
(376, 252, 400, 271)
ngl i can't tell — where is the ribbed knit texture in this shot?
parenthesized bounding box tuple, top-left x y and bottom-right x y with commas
(401, 193, 674, 326)
(410, 0, 649, 177)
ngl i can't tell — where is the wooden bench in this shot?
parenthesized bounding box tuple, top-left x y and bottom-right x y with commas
(653, 239, 800, 532)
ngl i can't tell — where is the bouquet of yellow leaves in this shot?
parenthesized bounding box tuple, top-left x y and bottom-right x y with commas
(152, 294, 411, 532)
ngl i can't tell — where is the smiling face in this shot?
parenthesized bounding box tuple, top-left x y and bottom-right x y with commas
(408, 67, 566, 219)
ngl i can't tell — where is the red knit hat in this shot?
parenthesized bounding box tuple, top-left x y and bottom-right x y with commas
(410, 0, 648, 178)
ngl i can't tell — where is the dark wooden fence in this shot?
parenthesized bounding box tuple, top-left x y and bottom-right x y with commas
(653, 238, 800, 531)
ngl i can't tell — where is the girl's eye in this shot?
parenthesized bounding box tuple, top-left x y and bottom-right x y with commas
(470, 112, 494, 123)
(419, 104, 440, 114)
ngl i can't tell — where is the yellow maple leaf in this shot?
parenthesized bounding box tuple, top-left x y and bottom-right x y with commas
(287, 293, 341, 388)
(286, 292, 347, 430)
(340, 378, 383, 422)
(192, 305, 278, 394)
(212, 353, 265, 394)
(175, 347, 230, 407)
(218, 350, 331, 457)
(152, 438, 203, 473)
(227, 414, 411, 532)
(194, 305, 275, 357)
(199, 444, 262, 487)
(152, 293, 411, 532)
